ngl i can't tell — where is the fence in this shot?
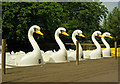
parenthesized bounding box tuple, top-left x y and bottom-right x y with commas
(65, 43, 105, 50)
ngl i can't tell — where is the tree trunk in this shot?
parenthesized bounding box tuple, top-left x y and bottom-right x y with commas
(114, 41, 117, 59)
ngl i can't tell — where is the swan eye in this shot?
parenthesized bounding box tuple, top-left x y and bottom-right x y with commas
(34, 28, 37, 32)
(106, 34, 109, 36)
(97, 33, 101, 36)
(97, 33, 99, 36)
(34, 28, 40, 32)
(60, 30, 64, 33)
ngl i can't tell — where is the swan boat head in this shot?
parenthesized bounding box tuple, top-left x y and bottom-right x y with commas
(72, 30, 85, 45)
(28, 25, 44, 36)
(93, 31, 103, 38)
(73, 30, 85, 37)
(55, 27, 69, 50)
(102, 32, 113, 39)
(55, 27, 69, 36)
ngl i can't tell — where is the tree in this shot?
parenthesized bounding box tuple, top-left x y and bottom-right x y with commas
(2, 2, 108, 52)
(2, 2, 66, 51)
(61, 2, 108, 41)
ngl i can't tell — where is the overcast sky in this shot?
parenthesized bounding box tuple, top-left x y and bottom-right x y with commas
(102, 2, 118, 12)
(100, 0, 120, 2)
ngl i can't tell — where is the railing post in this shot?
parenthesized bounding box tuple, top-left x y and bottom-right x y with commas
(76, 41, 79, 65)
(115, 41, 117, 59)
(2, 39, 6, 75)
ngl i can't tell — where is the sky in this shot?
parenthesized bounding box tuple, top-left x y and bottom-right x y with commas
(99, 2, 119, 25)
(102, 2, 118, 12)
(100, 0, 120, 2)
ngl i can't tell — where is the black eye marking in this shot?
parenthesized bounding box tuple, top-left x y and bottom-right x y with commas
(34, 28, 37, 32)
(60, 30, 64, 33)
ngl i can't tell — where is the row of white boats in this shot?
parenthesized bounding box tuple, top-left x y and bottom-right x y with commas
(0, 25, 113, 67)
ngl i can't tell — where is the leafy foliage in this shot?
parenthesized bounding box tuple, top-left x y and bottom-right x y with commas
(60, 2, 108, 41)
(2, 2, 108, 51)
